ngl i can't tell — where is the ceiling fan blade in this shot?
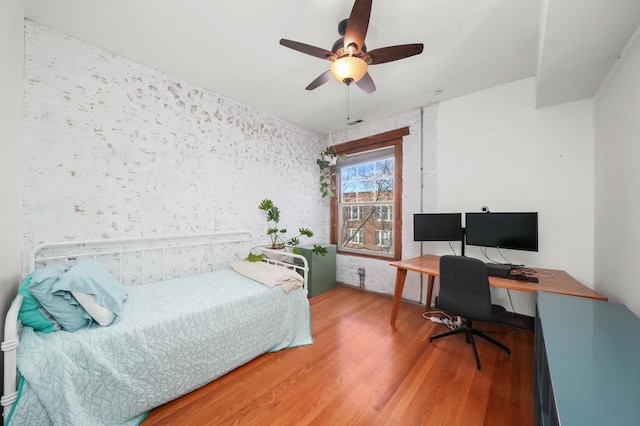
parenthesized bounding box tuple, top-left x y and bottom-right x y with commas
(356, 72, 376, 94)
(280, 39, 336, 61)
(306, 70, 333, 90)
(365, 44, 424, 65)
(343, 0, 372, 55)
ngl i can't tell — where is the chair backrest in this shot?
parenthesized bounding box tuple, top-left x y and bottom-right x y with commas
(437, 255, 493, 321)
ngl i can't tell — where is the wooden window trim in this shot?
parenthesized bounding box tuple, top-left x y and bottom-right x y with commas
(329, 127, 408, 261)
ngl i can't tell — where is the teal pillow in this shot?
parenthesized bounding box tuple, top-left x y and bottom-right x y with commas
(18, 275, 60, 333)
(29, 263, 92, 332)
(53, 257, 127, 321)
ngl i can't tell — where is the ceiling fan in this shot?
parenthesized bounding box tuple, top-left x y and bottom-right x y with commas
(279, 0, 424, 94)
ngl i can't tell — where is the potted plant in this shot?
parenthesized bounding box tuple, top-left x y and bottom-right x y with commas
(317, 147, 345, 198)
(246, 199, 328, 262)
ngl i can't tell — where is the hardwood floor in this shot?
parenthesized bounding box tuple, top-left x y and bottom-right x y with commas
(143, 285, 534, 425)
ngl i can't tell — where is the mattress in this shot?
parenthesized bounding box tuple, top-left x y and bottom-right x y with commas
(7, 268, 312, 425)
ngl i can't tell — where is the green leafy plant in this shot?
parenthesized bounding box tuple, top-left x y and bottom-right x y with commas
(246, 199, 328, 261)
(317, 148, 345, 198)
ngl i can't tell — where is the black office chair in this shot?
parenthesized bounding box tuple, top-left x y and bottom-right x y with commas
(429, 255, 510, 371)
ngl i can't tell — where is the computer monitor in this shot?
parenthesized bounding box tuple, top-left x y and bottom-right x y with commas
(413, 213, 464, 242)
(465, 212, 538, 251)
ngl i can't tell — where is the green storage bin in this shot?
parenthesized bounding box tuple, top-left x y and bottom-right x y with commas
(296, 244, 336, 297)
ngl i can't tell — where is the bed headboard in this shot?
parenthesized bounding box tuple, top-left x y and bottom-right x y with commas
(28, 231, 256, 286)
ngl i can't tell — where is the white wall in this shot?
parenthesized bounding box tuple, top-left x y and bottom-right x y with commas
(437, 77, 594, 316)
(23, 21, 327, 268)
(594, 26, 640, 316)
(0, 0, 24, 387)
(330, 105, 438, 303)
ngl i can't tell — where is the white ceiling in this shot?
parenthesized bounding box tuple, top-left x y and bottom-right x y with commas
(23, 0, 640, 135)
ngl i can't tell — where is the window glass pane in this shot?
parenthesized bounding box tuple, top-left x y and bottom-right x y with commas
(339, 204, 394, 253)
(336, 145, 398, 256)
(340, 157, 394, 203)
(342, 166, 357, 181)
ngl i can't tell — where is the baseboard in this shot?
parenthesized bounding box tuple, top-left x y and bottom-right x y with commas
(501, 311, 534, 331)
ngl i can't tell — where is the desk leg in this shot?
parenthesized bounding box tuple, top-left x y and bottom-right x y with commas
(425, 274, 435, 311)
(390, 268, 408, 327)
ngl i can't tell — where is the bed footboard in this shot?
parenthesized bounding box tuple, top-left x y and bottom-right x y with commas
(258, 247, 309, 288)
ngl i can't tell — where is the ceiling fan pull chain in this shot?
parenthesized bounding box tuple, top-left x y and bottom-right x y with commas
(346, 84, 351, 121)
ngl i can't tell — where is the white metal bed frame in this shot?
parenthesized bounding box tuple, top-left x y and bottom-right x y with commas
(1, 232, 309, 421)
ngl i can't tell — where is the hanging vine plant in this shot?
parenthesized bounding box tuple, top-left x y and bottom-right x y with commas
(317, 147, 345, 198)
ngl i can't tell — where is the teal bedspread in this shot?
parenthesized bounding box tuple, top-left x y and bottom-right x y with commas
(7, 269, 312, 425)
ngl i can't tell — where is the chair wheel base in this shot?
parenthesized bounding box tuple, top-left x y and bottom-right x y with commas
(430, 323, 510, 371)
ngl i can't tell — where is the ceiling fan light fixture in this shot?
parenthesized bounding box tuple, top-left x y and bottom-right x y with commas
(330, 56, 367, 85)
(280, 0, 422, 93)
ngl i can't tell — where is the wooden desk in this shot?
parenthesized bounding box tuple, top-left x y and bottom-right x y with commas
(389, 254, 607, 326)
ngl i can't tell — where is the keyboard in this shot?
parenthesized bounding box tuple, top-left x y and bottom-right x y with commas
(487, 263, 539, 283)
(487, 263, 512, 277)
(504, 273, 539, 283)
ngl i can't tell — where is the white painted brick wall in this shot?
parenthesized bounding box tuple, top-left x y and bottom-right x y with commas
(23, 21, 328, 271)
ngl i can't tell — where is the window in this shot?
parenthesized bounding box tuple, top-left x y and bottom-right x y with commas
(376, 230, 393, 247)
(376, 205, 393, 222)
(347, 228, 364, 245)
(347, 206, 364, 221)
(329, 127, 406, 260)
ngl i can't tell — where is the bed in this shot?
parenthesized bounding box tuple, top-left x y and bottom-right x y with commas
(1, 232, 312, 425)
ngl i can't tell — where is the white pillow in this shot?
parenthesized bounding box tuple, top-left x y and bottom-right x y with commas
(72, 291, 116, 327)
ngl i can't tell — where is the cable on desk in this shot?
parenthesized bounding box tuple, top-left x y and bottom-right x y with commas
(514, 267, 554, 278)
(447, 241, 458, 256)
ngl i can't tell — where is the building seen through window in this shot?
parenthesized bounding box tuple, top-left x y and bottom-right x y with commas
(338, 148, 395, 255)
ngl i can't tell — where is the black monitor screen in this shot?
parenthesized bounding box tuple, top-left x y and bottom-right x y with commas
(413, 213, 463, 242)
(465, 212, 538, 251)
